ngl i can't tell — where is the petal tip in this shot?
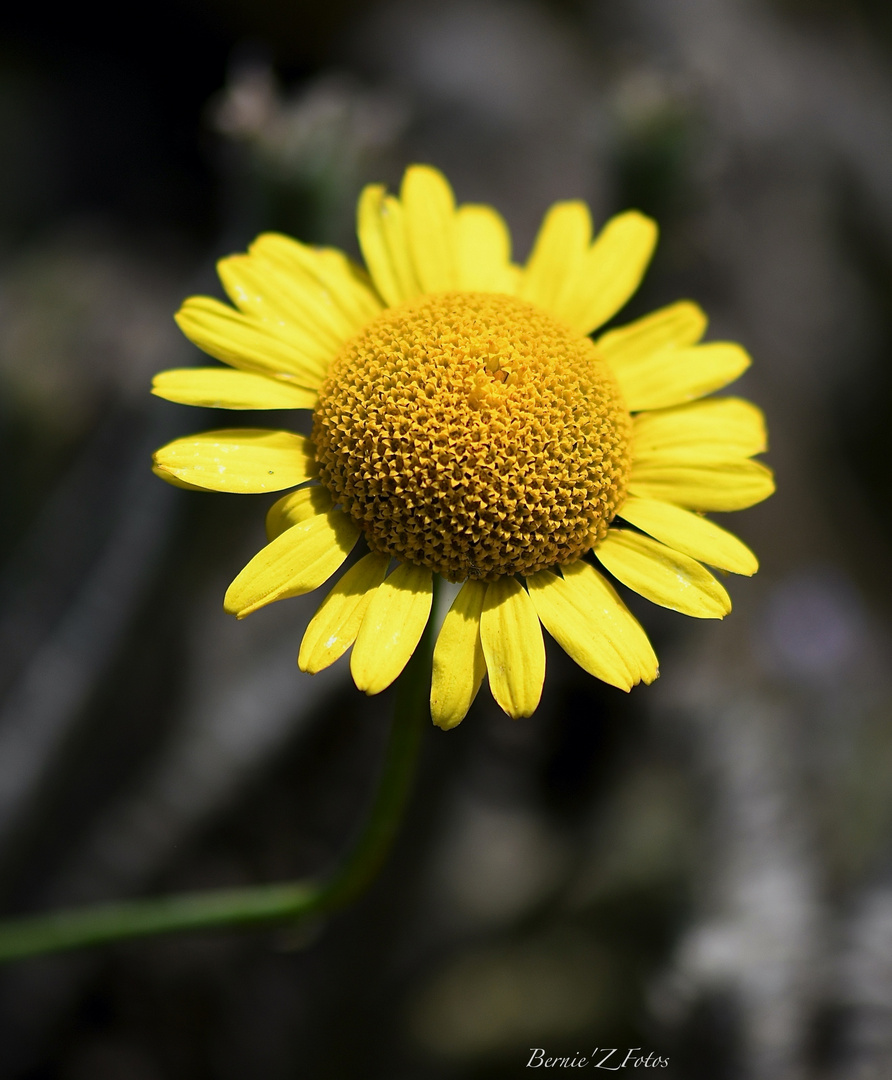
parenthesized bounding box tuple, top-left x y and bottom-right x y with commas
(405, 162, 446, 180)
(150, 462, 191, 489)
(431, 709, 465, 731)
(627, 208, 658, 233)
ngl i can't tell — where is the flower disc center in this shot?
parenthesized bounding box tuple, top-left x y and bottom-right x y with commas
(313, 292, 631, 581)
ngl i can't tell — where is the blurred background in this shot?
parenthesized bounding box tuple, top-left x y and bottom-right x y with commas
(1, 0, 891, 1076)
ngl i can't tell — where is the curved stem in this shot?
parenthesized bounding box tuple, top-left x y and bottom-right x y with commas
(0, 603, 435, 964)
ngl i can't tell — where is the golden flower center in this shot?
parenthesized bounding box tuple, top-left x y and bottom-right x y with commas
(312, 292, 631, 581)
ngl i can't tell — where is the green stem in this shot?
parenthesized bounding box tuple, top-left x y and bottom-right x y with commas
(0, 606, 435, 964)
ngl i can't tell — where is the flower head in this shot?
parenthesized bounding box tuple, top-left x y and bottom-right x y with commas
(152, 165, 774, 728)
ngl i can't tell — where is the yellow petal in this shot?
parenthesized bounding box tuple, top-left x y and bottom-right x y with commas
(248, 233, 382, 328)
(479, 577, 545, 718)
(618, 496, 758, 575)
(595, 529, 731, 618)
(596, 301, 707, 368)
(298, 551, 391, 674)
(629, 459, 776, 511)
(355, 185, 397, 304)
(224, 508, 359, 618)
(430, 579, 488, 730)
(610, 342, 751, 412)
(527, 563, 658, 689)
(518, 201, 592, 315)
(562, 211, 659, 335)
(455, 204, 519, 294)
(175, 296, 330, 390)
(152, 368, 317, 410)
(152, 429, 316, 493)
(561, 561, 659, 683)
(217, 255, 345, 352)
(632, 397, 767, 460)
(351, 563, 433, 695)
(356, 183, 421, 306)
(401, 164, 459, 292)
(266, 485, 332, 540)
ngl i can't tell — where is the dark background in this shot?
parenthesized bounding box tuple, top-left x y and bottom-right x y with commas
(2, 1, 892, 1077)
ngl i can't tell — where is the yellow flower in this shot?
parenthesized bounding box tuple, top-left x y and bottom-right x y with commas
(152, 165, 774, 728)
